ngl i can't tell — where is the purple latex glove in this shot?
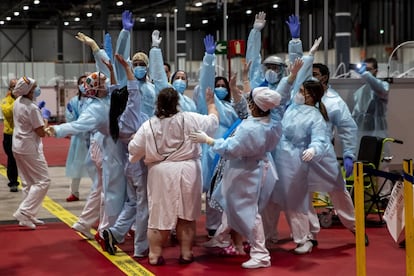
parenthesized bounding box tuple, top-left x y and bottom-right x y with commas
(204, 34, 216, 55)
(122, 10, 134, 31)
(286, 14, 300, 39)
(42, 108, 51, 120)
(344, 157, 354, 178)
(38, 100, 46, 109)
(66, 102, 73, 113)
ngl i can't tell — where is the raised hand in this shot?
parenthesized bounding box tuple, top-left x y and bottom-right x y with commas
(253, 11, 266, 31)
(286, 14, 300, 39)
(203, 34, 216, 55)
(152, 30, 162, 47)
(309, 36, 322, 56)
(122, 10, 134, 31)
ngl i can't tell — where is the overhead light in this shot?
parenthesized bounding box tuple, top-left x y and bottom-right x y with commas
(14, 11, 20, 16)
(74, 17, 80, 22)
(86, 12, 93, 17)
(273, 4, 279, 9)
(156, 13, 163, 18)
(139, 18, 146, 22)
(116, 1, 123, 6)
(23, 6, 30, 11)
(202, 19, 208, 24)
(0, 21, 4, 25)
(246, 10, 252, 15)
(380, 29, 385, 35)
(185, 23, 191, 27)
(195, 2, 202, 7)
(34, 0, 40, 4)
(64, 21, 69, 26)
(6, 16, 11, 21)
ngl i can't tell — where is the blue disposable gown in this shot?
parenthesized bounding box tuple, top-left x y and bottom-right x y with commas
(196, 51, 239, 191)
(64, 96, 90, 178)
(211, 104, 282, 240)
(149, 47, 197, 112)
(272, 103, 329, 213)
(352, 71, 389, 155)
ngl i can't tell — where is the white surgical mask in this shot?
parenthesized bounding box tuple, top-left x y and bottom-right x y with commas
(294, 92, 305, 105)
(265, 69, 282, 84)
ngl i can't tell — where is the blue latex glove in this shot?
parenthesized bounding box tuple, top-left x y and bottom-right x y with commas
(356, 63, 367, 75)
(66, 102, 73, 113)
(38, 100, 46, 109)
(42, 108, 51, 120)
(122, 10, 134, 31)
(286, 14, 300, 39)
(344, 157, 354, 178)
(204, 34, 216, 55)
(104, 33, 113, 61)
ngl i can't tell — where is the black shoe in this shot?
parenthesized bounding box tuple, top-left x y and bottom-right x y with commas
(10, 186, 18, 192)
(207, 229, 216, 239)
(103, 229, 117, 255)
(310, 239, 318, 247)
(179, 255, 194, 265)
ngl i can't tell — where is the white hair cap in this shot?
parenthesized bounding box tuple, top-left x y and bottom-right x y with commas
(13, 76, 36, 97)
(252, 87, 281, 112)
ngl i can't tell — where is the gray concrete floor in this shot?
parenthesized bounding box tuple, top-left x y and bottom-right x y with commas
(0, 166, 93, 223)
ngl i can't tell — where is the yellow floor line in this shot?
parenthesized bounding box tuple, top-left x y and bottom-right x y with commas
(1, 165, 154, 276)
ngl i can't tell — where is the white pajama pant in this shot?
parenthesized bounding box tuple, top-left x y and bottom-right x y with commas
(14, 152, 50, 219)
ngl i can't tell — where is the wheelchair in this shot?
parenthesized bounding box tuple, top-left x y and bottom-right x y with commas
(345, 136, 403, 225)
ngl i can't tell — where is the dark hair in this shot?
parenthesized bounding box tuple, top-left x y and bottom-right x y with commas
(77, 74, 87, 100)
(215, 76, 231, 102)
(109, 86, 129, 142)
(171, 70, 188, 85)
(302, 80, 329, 122)
(155, 87, 179, 118)
(364, 57, 378, 69)
(164, 62, 171, 72)
(313, 63, 330, 84)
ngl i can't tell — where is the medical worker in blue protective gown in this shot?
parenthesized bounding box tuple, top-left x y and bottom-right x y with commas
(101, 54, 150, 258)
(190, 86, 282, 269)
(149, 30, 197, 112)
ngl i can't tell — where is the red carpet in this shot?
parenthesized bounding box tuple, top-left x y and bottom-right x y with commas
(0, 215, 406, 275)
(0, 123, 70, 167)
(0, 222, 124, 276)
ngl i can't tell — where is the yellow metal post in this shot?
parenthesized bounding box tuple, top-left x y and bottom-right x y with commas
(354, 162, 366, 276)
(403, 159, 413, 276)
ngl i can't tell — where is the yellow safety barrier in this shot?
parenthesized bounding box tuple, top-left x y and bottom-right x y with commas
(403, 159, 413, 276)
(354, 161, 366, 276)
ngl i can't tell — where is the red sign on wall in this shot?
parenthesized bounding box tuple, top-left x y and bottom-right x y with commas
(228, 40, 245, 58)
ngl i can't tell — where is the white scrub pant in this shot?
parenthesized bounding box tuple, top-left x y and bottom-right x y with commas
(14, 152, 50, 219)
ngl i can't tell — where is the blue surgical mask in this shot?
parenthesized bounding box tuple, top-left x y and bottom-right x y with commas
(265, 69, 282, 84)
(78, 84, 86, 94)
(172, 79, 187, 94)
(214, 87, 228, 100)
(134, 66, 147, 80)
(34, 86, 41, 98)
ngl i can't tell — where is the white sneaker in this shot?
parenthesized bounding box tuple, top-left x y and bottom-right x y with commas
(13, 211, 36, 230)
(31, 217, 45, 225)
(203, 237, 230, 248)
(241, 258, 271, 269)
(294, 241, 313, 254)
(72, 222, 94, 240)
